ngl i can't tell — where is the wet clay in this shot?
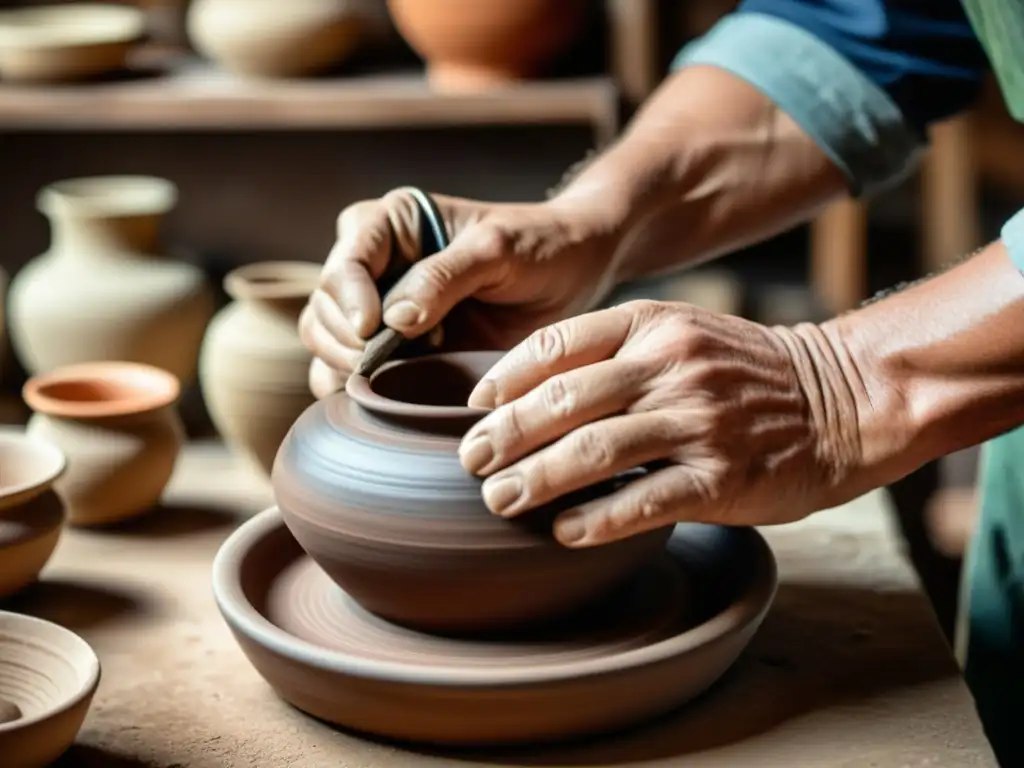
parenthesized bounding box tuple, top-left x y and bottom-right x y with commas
(0, 698, 22, 724)
(271, 351, 673, 633)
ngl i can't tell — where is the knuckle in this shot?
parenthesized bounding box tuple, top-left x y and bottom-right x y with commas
(527, 324, 569, 364)
(337, 199, 376, 230)
(493, 403, 526, 451)
(541, 375, 577, 419)
(572, 429, 615, 471)
(466, 222, 514, 257)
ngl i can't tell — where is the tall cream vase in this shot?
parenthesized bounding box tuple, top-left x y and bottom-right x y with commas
(199, 261, 319, 477)
(7, 176, 214, 382)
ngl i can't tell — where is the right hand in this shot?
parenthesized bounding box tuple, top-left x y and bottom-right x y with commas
(301, 186, 621, 398)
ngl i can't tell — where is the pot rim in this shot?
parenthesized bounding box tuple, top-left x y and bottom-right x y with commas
(0, 3, 145, 50)
(23, 362, 181, 420)
(223, 261, 321, 303)
(0, 427, 67, 511)
(0, 610, 101, 736)
(36, 175, 178, 219)
(345, 350, 496, 420)
(212, 506, 778, 688)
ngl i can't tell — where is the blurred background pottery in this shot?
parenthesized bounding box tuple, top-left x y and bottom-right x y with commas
(23, 362, 184, 527)
(386, 0, 588, 90)
(199, 261, 319, 477)
(272, 350, 673, 633)
(0, 266, 7, 379)
(186, 0, 372, 78)
(0, 429, 66, 599)
(0, 611, 100, 767)
(7, 175, 214, 383)
(0, 3, 145, 83)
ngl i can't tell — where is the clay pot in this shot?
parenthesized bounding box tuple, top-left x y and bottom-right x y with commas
(23, 362, 184, 527)
(0, 429, 66, 599)
(0, 611, 100, 767)
(0, 266, 7, 378)
(7, 175, 214, 383)
(386, 0, 587, 90)
(272, 350, 673, 633)
(0, 3, 145, 83)
(186, 0, 370, 77)
(199, 261, 319, 477)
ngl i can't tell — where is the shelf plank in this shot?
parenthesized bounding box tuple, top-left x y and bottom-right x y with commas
(0, 58, 619, 135)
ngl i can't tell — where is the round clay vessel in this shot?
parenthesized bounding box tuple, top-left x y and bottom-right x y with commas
(199, 261, 319, 477)
(0, 611, 100, 767)
(7, 175, 214, 383)
(386, 0, 587, 90)
(0, 265, 7, 378)
(0, 428, 66, 599)
(23, 362, 184, 527)
(187, 0, 370, 78)
(214, 507, 777, 746)
(272, 350, 673, 633)
(0, 3, 145, 83)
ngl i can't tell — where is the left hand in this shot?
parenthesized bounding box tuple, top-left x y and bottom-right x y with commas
(458, 300, 866, 547)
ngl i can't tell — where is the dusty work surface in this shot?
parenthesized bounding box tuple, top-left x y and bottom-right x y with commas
(3, 441, 996, 767)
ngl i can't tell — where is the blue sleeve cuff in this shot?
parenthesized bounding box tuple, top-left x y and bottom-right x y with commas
(672, 12, 926, 198)
(1001, 209, 1024, 272)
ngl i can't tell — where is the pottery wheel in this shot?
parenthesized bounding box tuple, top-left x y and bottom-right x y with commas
(267, 552, 690, 669)
(214, 508, 777, 747)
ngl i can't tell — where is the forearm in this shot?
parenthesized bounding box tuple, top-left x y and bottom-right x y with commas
(552, 65, 847, 283)
(820, 240, 1024, 493)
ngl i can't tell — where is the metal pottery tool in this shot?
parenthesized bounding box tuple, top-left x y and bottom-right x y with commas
(355, 187, 451, 377)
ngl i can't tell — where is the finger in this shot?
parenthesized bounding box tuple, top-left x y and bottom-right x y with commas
(467, 306, 636, 409)
(379, 227, 508, 339)
(460, 358, 654, 476)
(309, 357, 345, 400)
(310, 288, 366, 351)
(551, 465, 708, 548)
(298, 304, 362, 374)
(479, 412, 686, 520)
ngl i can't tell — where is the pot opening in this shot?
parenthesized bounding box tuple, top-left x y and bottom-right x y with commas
(224, 261, 321, 302)
(23, 362, 180, 420)
(37, 175, 177, 218)
(0, 431, 65, 507)
(346, 351, 501, 421)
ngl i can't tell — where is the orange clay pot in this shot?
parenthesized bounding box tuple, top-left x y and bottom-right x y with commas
(24, 362, 184, 527)
(386, 0, 587, 90)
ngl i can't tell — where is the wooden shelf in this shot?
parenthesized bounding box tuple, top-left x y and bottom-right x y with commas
(0, 57, 619, 138)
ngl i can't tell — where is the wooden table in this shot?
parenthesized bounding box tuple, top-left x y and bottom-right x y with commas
(5, 441, 996, 767)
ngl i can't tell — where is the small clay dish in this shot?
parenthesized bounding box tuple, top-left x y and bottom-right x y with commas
(214, 507, 777, 746)
(0, 611, 100, 766)
(0, 4, 145, 83)
(273, 350, 674, 634)
(0, 428, 67, 599)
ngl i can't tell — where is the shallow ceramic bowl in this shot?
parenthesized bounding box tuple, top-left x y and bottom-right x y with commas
(0, 611, 100, 766)
(273, 350, 675, 634)
(0, 4, 145, 83)
(0, 428, 67, 599)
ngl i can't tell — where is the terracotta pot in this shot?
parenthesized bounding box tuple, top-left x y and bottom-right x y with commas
(0, 611, 100, 767)
(199, 261, 319, 477)
(386, 0, 587, 90)
(186, 0, 370, 77)
(0, 429, 66, 599)
(7, 176, 214, 384)
(23, 362, 184, 527)
(272, 350, 673, 633)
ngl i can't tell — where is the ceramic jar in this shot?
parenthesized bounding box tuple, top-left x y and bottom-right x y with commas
(0, 265, 7, 378)
(7, 176, 214, 384)
(199, 261, 319, 477)
(0, 429, 66, 598)
(186, 0, 371, 77)
(386, 0, 588, 90)
(23, 362, 184, 527)
(272, 350, 673, 634)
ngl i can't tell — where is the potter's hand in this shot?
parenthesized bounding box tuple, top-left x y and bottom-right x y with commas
(301, 187, 617, 398)
(459, 300, 865, 547)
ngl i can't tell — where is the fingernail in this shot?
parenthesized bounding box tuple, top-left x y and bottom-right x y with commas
(468, 378, 497, 409)
(459, 436, 494, 475)
(554, 512, 587, 545)
(383, 300, 425, 330)
(483, 474, 523, 516)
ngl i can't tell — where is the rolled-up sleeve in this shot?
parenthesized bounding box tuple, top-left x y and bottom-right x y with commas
(672, 0, 990, 198)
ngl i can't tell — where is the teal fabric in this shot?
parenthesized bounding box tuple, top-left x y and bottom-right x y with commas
(960, 0, 1024, 121)
(964, 428, 1024, 766)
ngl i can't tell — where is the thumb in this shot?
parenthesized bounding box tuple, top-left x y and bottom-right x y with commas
(379, 227, 509, 338)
